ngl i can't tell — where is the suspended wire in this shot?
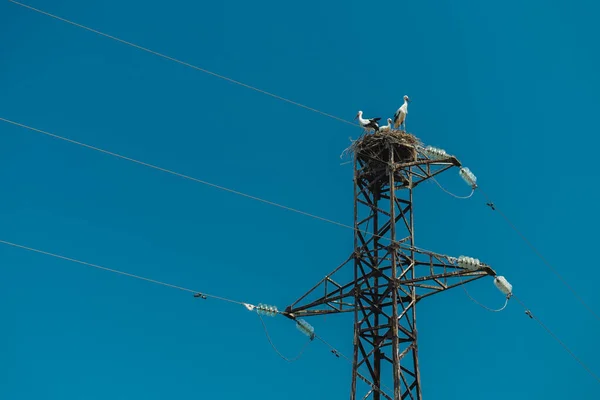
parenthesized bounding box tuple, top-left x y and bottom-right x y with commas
(457, 275, 509, 312)
(0, 117, 410, 250)
(315, 334, 394, 398)
(430, 176, 475, 199)
(8, 0, 357, 128)
(10, 0, 600, 329)
(0, 232, 388, 394)
(258, 315, 311, 362)
(0, 233, 392, 391)
(458, 282, 600, 384)
(8, 2, 600, 383)
(315, 335, 352, 364)
(0, 238, 248, 306)
(2, 230, 595, 389)
(0, 235, 325, 368)
(0, 116, 461, 264)
(4, 117, 599, 385)
(456, 260, 597, 383)
(0, 117, 359, 231)
(462, 284, 509, 312)
(510, 294, 600, 385)
(477, 186, 600, 323)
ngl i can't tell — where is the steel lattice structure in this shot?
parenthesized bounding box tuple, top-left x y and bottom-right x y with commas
(284, 133, 496, 400)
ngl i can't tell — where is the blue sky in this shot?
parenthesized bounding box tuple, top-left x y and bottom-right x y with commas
(1, 0, 599, 399)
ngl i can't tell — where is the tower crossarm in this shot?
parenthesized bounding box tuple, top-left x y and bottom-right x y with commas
(400, 156, 460, 188)
(403, 247, 497, 301)
(284, 246, 496, 319)
(284, 255, 357, 318)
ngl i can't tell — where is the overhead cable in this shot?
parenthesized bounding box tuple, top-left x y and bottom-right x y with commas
(258, 314, 312, 363)
(0, 238, 248, 306)
(9, 1, 597, 324)
(0, 117, 405, 248)
(477, 186, 600, 323)
(8, 0, 600, 356)
(430, 176, 475, 199)
(8, 0, 357, 128)
(511, 294, 600, 385)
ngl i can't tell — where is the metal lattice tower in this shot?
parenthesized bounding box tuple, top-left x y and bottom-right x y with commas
(284, 132, 496, 400)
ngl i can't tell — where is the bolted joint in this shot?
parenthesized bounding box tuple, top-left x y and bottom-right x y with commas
(282, 306, 296, 320)
(352, 249, 364, 260)
(388, 241, 401, 251)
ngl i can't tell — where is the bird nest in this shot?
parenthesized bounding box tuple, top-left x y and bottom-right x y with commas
(342, 130, 422, 172)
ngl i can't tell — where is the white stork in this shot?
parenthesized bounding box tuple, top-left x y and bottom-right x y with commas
(393, 95, 411, 130)
(377, 118, 393, 133)
(355, 111, 381, 132)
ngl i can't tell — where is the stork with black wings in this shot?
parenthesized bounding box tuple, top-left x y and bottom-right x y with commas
(354, 110, 381, 133)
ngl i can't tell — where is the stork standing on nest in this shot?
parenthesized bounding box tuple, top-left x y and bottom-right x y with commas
(393, 95, 411, 130)
(355, 111, 381, 133)
(377, 118, 393, 133)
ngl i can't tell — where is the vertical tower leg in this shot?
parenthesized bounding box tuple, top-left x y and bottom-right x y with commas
(350, 141, 422, 400)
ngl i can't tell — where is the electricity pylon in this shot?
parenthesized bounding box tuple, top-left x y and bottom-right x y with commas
(284, 132, 496, 400)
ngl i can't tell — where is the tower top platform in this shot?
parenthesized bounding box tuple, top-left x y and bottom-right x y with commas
(348, 129, 421, 177)
(345, 130, 461, 190)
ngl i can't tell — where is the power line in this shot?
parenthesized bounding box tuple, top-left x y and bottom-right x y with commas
(8, 0, 357, 128)
(1, 230, 597, 388)
(258, 314, 312, 362)
(0, 234, 333, 368)
(6, 113, 598, 327)
(459, 276, 510, 312)
(0, 116, 359, 232)
(9, 0, 600, 328)
(0, 238, 248, 306)
(0, 231, 389, 393)
(8, 0, 600, 393)
(478, 186, 600, 323)
(4, 115, 600, 348)
(315, 335, 393, 399)
(511, 294, 600, 385)
(8, 0, 600, 375)
(0, 116, 407, 249)
(0, 235, 323, 368)
(315, 335, 394, 399)
(430, 176, 475, 199)
(0, 231, 393, 396)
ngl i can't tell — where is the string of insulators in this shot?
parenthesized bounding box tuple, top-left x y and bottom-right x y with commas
(494, 276, 513, 296)
(459, 167, 477, 188)
(457, 255, 481, 271)
(422, 145, 449, 160)
(256, 303, 278, 317)
(296, 319, 316, 340)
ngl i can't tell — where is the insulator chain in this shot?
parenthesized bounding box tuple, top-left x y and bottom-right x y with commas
(296, 319, 316, 340)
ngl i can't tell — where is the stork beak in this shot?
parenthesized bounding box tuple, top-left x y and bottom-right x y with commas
(354, 114, 358, 120)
